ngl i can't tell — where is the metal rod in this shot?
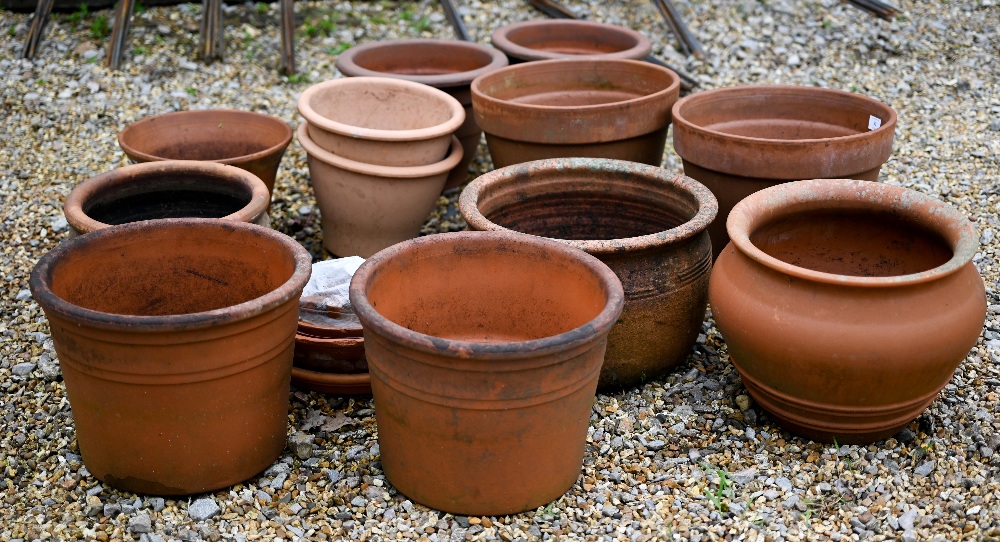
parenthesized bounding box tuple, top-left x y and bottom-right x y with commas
(843, 0, 900, 20)
(106, 0, 136, 70)
(643, 54, 695, 92)
(439, 0, 471, 41)
(21, 0, 55, 59)
(279, 0, 296, 74)
(652, 0, 705, 59)
(527, 0, 580, 20)
(200, 0, 224, 63)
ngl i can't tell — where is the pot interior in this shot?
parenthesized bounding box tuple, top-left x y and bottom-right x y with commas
(750, 210, 953, 277)
(365, 240, 609, 343)
(308, 84, 454, 131)
(49, 224, 298, 316)
(351, 44, 497, 75)
(123, 114, 288, 161)
(504, 24, 640, 55)
(83, 173, 252, 225)
(477, 64, 668, 107)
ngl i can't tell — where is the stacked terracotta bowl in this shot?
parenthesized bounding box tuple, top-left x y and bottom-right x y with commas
(292, 300, 370, 395)
(297, 77, 465, 258)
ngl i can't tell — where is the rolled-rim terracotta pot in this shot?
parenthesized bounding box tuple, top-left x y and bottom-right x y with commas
(335, 39, 509, 190)
(297, 76, 465, 167)
(490, 19, 652, 63)
(63, 160, 271, 236)
(349, 231, 625, 515)
(29, 218, 312, 494)
(471, 58, 680, 168)
(117, 109, 293, 198)
(460, 158, 717, 389)
(671, 85, 897, 259)
(298, 123, 462, 258)
(709, 179, 986, 444)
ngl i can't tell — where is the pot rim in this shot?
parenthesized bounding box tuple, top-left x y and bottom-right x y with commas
(671, 85, 897, 147)
(63, 160, 271, 234)
(117, 109, 294, 165)
(726, 178, 979, 287)
(349, 231, 625, 360)
(297, 123, 463, 178)
(335, 39, 509, 89)
(30, 218, 313, 331)
(459, 157, 718, 255)
(297, 77, 465, 142)
(490, 19, 652, 62)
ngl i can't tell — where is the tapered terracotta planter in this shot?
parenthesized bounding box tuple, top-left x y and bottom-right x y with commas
(63, 160, 271, 236)
(29, 219, 312, 494)
(117, 109, 293, 198)
(709, 179, 986, 444)
(471, 59, 680, 168)
(491, 19, 652, 63)
(298, 77, 465, 167)
(671, 85, 897, 259)
(298, 123, 462, 257)
(335, 39, 508, 189)
(461, 158, 717, 389)
(349, 231, 625, 515)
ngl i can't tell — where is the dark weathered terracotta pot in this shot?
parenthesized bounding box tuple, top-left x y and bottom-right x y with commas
(349, 231, 624, 515)
(291, 304, 370, 395)
(335, 39, 509, 190)
(671, 85, 897, 259)
(298, 123, 462, 258)
(460, 158, 717, 389)
(709, 179, 986, 444)
(490, 19, 652, 63)
(471, 59, 680, 168)
(63, 160, 271, 236)
(117, 109, 293, 199)
(298, 77, 465, 168)
(29, 219, 312, 494)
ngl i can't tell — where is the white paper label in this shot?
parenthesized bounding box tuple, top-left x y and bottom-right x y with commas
(868, 115, 882, 130)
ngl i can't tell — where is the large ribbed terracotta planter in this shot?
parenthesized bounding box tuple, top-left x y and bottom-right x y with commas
(471, 59, 680, 168)
(672, 85, 897, 259)
(460, 158, 717, 389)
(29, 219, 312, 494)
(349, 231, 625, 515)
(63, 160, 271, 236)
(335, 39, 508, 190)
(709, 179, 986, 444)
(490, 19, 652, 63)
(117, 109, 293, 198)
(298, 77, 465, 167)
(298, 123, 462, 257)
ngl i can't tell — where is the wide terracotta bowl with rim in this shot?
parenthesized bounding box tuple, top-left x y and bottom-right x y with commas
(490, 19, 652, 63)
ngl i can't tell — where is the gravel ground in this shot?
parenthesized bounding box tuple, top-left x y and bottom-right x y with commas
(2, 0, 999, 540)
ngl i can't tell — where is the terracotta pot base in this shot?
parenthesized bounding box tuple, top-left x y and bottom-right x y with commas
(291, 367, 372, 395)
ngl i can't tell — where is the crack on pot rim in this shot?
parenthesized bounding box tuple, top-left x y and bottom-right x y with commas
(671, 84, 898, 146)
(348, 231, 626, 361)
(335, 39, 509, 89)
(29, 218, 313, 331)
(458, 158, 718, 255)
(724, 178, 979, 288)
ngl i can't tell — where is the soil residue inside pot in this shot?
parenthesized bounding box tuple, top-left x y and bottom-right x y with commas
(85, 189, 249, 225)
(750, 210, 953, 276)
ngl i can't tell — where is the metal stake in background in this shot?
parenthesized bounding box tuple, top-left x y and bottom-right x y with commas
(106, 0, 136, 69)
(21, 0, 54, 59)
(651, 0, 705, 60)
(439, 0, 472, 41)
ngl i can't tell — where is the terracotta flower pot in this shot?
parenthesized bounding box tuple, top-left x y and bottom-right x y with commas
(335, 39, 509, 190)
(671, 85, 897, 259)
(709, 179, 987, 444)
(349, 231, 625, 515)
(471, 58, 680, 168)
(291, 304, 370, 395)
(298, 123, 462, 258)
(460, 158, 717, 389)
(63, 160, 271, 236)
(29, 218, 312, 494)
(117, 109, 293, 199)
(490, 19, 652, 63)
(297, 77, 465, 167)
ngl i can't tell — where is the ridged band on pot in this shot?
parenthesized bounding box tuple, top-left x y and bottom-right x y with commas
(298, 123, 462, 258)
(63, 160, 271, 236)
(709, 179, 986, 444)
(471, 58, 680, 168)
(117, 109, 293, 196)
(335, 39, 509, 190)
(349, 231, 625, 516)
(460, 157, 718, 389)
(29, 218, 312, 494)
(671, 85, 897, 258)
(297, 76, 465, 168)
(490, 19, 652, 62)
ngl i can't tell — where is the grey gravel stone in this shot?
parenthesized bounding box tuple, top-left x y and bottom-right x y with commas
(188, 498, 220, 521)
(129, 513, 152, 533)
(11, 362, 35, 376)
(914, 460, 936, 477)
